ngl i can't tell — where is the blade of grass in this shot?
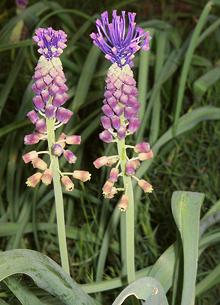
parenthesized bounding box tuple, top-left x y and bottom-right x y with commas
(137, 106, 220, 178)
(150, 30, 167, 144)
(173, 1, 213, 132)
(193, 67, 220, 98)
(0, 120, 30, 138)
(70, 46, 100, 112)
(0, 49, 25, 118)
(138, 29, 154, 123)
(96, 207, 121, 281)
(196, 264, 220, 297)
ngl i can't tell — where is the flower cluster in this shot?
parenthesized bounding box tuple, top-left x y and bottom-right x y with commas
(91, 11, 152, 211)
(93, 142, 153, 205)
(90, 11, 150, 67)
(16, 0, 28, 9)
(23, 27, 90, 190)
(99, 63, 140, 143)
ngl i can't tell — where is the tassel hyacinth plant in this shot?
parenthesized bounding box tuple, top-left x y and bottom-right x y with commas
(91, 11, 153, 283)
(23, 27, 91, 274)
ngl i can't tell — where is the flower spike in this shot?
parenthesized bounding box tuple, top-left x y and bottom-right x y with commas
(23, 27, 91, 192)
(91, 11, 153, 205)
(22, 27, 91, 274)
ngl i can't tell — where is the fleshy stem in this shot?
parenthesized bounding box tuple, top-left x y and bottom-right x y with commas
(46, 117, 70, 274)
(117, 138, 135, 283)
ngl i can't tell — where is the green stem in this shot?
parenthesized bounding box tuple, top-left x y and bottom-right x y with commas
(46, 118, 70, 274)
(117, 139, 135, 283)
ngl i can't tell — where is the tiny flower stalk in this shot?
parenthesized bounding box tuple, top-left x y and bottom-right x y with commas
(91, 11, 152, 283)
(23, 27, 91, 274)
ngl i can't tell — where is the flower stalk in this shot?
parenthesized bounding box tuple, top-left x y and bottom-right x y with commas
(46, 117, 70, 274)
(117, 139, 135, 282)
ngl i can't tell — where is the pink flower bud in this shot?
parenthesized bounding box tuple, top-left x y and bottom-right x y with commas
(52, 144, 63, 156)
(93, 156, 109, 169)
(134, 142, 150, 153)
(109, 168, 119, 182)
(61, 176, 74, 191)
(56, 107, 73, 124)
(35, 119, 46, 133)
(41, 169, 53, 185)
(24, 133, 41, 145)
(138, 179, 153, 193)
(99, 130, 113, 143)
(63, 150, 77, 164)
(93, 156, 119, 169)
(65, 135, 81, 145)
(27, 110, 39, 124)
(22, 151, 38, 163)
(72, 170, 91, 182)
(26, 172, 42, 187)
(126, 160, 140, 175)
(138, 150, 153, 161)
(102, 180, 117, 198)
(118, 194, 129, 211)
(32, 158, 47, 170)
(106, 156, 119, 167)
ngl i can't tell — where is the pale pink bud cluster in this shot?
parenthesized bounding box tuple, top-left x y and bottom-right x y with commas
(52, 132, 81, 164)
(93, 141, 153, 206)
(23, 151, 52, 187)
(61, 171, 91, 192)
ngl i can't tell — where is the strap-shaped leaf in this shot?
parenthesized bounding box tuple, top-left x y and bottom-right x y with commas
(112, 277, 168, 305)
(171, 191, 205, 305)
(0, 250, 96, 305)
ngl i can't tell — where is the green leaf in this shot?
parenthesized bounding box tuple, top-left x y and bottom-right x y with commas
(171, 191, 205, 305)
(174, 1, 213, 129)
(0, 50, 25, 117)
(193, 67, 220, 97)
(70, 46, 100, 112)
(4, 277, 43, 305)
(0, 250, 96, 305)
(196, 264, 220, 296)
(112, 277, 169, 305)
(149, 245, 176, 293)
(137, 106, 220, 178)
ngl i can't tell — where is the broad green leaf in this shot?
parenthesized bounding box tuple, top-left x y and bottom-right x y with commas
(149, 245, 176, 292)
(171, 191, 205, 305)
(112, 277, 168, 305)
(0, 250, 96, 305)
